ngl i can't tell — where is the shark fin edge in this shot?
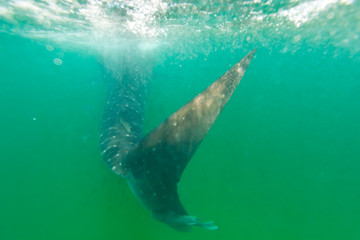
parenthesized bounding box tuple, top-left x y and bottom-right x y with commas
(124, 49, 256, 230)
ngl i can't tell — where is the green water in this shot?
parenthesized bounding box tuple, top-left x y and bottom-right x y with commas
(1, 0, 360, 239)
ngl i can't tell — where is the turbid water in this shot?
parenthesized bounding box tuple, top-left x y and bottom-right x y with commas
(0, 0, 360, 239)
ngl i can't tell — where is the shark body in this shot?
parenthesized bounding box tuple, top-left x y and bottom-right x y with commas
(100, 49, 256, 231)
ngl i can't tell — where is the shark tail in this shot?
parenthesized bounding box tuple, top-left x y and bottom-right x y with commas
(123, 49, 256, 231)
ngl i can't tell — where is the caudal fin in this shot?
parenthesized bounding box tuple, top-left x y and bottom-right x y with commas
(124, 49, 256, 230)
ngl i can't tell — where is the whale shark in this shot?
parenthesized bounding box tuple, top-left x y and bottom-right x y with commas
(100, 49, 256, 231)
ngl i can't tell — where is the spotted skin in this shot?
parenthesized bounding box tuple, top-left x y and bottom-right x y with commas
(100, 49, 256, 231)
(99, 66, 147, 176)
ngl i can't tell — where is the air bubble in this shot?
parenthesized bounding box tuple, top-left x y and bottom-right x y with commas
(292, 35, 301, 43)
(53, 58, 63, 65)
(46, 45, 54, 51)
(327, 12, 335, 19)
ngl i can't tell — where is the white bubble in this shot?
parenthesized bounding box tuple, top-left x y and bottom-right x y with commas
(246, 36, 251, 41)
(53, 58, 63, 65)
(32, 117, 37, 121)
(327, 12, 335, 19)
(281, 47, 288, 53)
(46, 45, 54, 51)
(292, 35, 301, 43)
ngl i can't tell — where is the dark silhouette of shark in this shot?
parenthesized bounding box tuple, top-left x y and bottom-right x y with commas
(100, 49, 256, 231)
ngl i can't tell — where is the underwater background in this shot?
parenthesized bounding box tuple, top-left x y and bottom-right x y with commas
(0, 0, 360, 239)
